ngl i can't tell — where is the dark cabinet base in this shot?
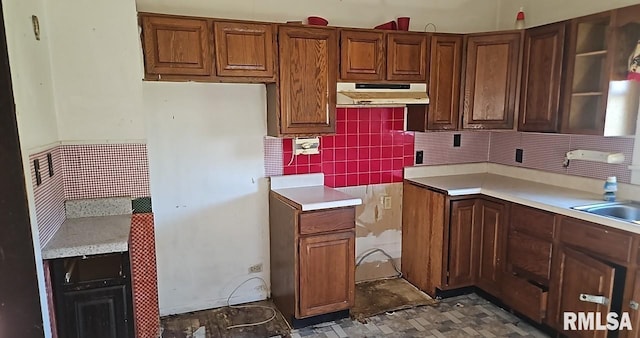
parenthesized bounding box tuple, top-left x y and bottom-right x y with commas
(63, 285, 131, 338)
(288, 310, 350, 329)
(50, 253, 134, 338)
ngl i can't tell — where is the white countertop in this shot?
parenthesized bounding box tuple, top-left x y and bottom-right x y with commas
(42, 214, 132, 259)
(272, 186, 362, 211)
(407, 173, 640, 234)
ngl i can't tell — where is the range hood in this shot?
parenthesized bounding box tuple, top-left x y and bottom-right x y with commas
(337, 83, 429, 106)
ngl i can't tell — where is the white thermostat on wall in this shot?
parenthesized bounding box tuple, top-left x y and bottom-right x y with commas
(294, 137, 320, 155)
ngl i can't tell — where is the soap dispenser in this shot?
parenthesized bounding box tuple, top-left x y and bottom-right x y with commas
(603, 176, 618, 202)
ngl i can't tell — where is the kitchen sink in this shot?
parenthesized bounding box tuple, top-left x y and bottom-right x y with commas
(572, 201, 640, 224)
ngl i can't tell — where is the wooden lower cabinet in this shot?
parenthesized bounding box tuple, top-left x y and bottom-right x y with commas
(269, 192, 355, 324)
(402, 182, 640, 336)
(476, 199, 507, 297)
(401, 182, 446, 294)
(548, 247, 616, 337)
(447, 199, 479, 288)
(299, 232, 355, 317)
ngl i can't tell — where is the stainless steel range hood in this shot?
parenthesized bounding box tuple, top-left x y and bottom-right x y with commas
(337, 83, 429, 106)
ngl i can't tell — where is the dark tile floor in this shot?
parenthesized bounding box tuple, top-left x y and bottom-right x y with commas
(290, 293, 550, 338)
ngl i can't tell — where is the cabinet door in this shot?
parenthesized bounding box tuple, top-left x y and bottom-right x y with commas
(476, 199, 507, 297)
(386, 33, 428, 82)
(141, 16, 212, 77)
(448, 199, 478, 288)
(340, 30, 385, 81)
(428, 34, 463, 130)
(298, 231, 355, 317)
(462, 32, 521, 129)
(519, 23, 566, 132)
(213, 21, 275, 78)
(62, 285, 131, 338)
(278, 26, 337, 135)
(548, 247, 614, 337)
(401, 182, 446, 295)
(561, 12, 611, 135)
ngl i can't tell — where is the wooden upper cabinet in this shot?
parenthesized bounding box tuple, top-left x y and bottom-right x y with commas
(462, 32, 522, 129)
(213, 21, 275, 78)
(519, 23, 566, 132)
(340, 29, 385, 81)
(386, 33, 428, 82)
(428, 34, 463, 130)
(141, 15, 212, 77)
(561, 12, 611, 135)
(274, 26, 337, 135)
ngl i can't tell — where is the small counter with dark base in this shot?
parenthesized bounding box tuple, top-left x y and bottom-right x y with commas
(269, 174, 362, 328)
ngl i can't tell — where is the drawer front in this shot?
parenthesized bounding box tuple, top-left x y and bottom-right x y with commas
(501, 273, 548, 323)
(299, 207, 355, 235)
(507, 230, 552, 283)
(559, 216, 632, 263)
(510, 204, 554, 240)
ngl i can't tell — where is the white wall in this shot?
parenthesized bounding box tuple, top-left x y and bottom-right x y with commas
(45, 0, 145, 142)
(3, 0, 59, 336)
(143, 82, 270, 315)
(136, 0, 500, 33)
(497, 0, 640, 29)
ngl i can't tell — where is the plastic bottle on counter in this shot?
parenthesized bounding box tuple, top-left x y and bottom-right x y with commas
(603, 176, 617, 202)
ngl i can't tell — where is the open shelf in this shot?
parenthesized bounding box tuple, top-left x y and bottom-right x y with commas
(575, 20, 609, 54)
(572, 92, 603, 97)
(567, 95, 602, 131)
(571, 55, 606, 93)
(575, 50, 608, 57)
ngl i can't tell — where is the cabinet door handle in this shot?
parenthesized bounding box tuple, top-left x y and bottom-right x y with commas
(630, 301, 639, 310)
(580, 293, 609, 305)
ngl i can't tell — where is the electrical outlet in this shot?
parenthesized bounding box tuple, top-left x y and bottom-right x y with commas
(47, 153, 54, 177)
(515, 148, 524, 163)
(453, 134, 461, 147)
(248, 263, 262, 274)
(383, 196, 392, 210)
(34, 159, 42, 186)
(416, 151, 424, 164)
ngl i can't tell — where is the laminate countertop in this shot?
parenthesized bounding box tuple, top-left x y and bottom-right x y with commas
(272, 185, 362, 211)
(406, 173, 640, 234)
(42, 214, 131, 259)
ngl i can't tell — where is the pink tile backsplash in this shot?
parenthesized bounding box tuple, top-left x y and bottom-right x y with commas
(264, 115, 635, 186)
(414, 131, 490, 165)
(273, 107, 414, 187)
(567, 135, 634, 183)
(30, 147, 65, 247)
(264, 137, 283, 176)
(61, 144, 150, 200)
(488, 131, 522, 166)
(31, 143, 151, 248)
(520, 133, 571, 174)
(488, 131, 634, 183)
